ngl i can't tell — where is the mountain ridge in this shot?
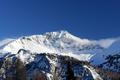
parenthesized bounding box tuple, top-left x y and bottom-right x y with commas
(0, 30, 120, 64)
(0, 30, 120, 80)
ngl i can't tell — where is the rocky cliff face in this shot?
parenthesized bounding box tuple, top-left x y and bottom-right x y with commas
(0, 49, 120, 80)
(0, 49, 99, 80)
(99, 53, 120, 72)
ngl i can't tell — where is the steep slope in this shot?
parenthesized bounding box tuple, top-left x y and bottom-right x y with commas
(2, 31, 104, 62)
(107, 38, 120, 53)
(0, 30, 120, 80)
(1, 31, 120, 67)
(0, 49, 102, 80)
(96, 38, 120, 72)
(0, 38, 15, 52)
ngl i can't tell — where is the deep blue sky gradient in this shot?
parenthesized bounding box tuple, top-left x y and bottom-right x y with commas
(0, 0, 120, 39)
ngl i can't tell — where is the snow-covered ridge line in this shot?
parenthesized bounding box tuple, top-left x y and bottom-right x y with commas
(0, 30, 120, 65)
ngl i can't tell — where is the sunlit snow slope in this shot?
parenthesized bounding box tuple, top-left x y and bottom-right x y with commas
(1, 30, 120, 65)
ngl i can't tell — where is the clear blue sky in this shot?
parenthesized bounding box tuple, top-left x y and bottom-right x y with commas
(0, 0, 120, 39)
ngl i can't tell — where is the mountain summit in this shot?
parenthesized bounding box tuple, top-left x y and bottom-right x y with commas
(1, 31, 120, 64)
(0, 31, 120, 80)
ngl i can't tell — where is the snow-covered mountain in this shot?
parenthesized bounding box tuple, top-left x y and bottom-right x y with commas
(0, 30, 120, 80)
(1, 31, 103, 61)
(1, 31, 119, 64)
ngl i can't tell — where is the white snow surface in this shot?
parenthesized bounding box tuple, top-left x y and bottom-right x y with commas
(0, 38, 15, 52)
(84, 65, 103, 80)
(0, 30, 120, 65)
